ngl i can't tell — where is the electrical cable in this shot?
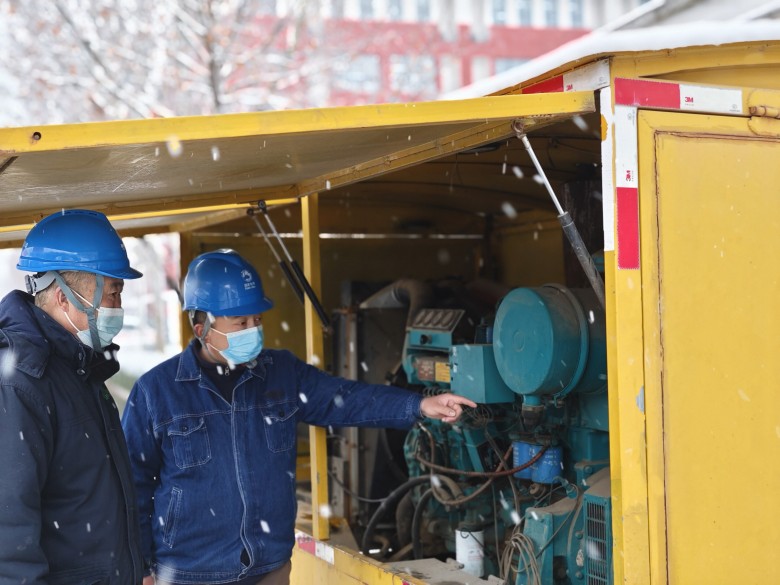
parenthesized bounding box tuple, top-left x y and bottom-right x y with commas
(416, 443, 549, 478)
(326, 467, 389, 504)
(360, 475, 430, 556)
(500, 524, 541, 585)
(411, 488, 434, 559)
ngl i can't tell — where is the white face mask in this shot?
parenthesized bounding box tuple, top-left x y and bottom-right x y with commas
(63, 291, 125, 349)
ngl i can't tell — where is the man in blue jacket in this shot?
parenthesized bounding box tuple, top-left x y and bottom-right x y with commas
(122, 249, 475, 585)
(0, 210, 145, 584)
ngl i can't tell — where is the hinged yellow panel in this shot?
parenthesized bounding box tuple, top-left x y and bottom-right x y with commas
(637, 110, 780, 584)
(0, 91, 594, 232)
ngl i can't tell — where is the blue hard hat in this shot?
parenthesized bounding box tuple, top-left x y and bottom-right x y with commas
(182, 249, 273, 316)
(17, 209, 142, 279)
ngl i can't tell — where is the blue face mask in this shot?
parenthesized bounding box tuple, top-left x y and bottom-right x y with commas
(210, 325, 264, 366)
(62, 290, 125, 349)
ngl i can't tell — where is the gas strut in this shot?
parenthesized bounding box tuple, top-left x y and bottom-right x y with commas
(248, 202, 332, 332)
(515, 125, 606, 309)
(248, 209, 304, 304)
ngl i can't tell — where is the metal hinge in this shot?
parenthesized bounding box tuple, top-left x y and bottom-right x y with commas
(747, 89, 780, 137)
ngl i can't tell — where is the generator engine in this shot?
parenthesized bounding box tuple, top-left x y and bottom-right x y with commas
(340, 280, 612, 585)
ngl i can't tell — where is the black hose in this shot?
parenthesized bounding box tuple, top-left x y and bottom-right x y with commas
(360, 475, 430, 556)
(411, 488, 435, 560)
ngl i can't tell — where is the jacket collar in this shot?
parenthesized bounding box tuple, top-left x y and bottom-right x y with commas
(176, 339, 273, 382)
(0, 290, 119, 382)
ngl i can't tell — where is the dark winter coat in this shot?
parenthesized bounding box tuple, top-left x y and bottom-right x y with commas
(0, 290, 143, 585)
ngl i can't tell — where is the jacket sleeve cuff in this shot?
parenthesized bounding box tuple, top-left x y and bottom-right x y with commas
(412, 395, 425, 421)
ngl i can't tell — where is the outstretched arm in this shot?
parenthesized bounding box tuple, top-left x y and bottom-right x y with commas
(420, 393, 477, 423)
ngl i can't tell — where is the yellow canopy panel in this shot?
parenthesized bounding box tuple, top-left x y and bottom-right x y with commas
(0, 91, 595, 238)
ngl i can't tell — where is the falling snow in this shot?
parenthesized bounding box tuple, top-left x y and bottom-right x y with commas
(585, 539, 603, 561)
(166, 136, 183, 158)
(1, 351, 17, 376)
(571, 116, 589, 131)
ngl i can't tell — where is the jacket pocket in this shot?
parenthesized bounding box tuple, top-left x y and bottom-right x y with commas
(167, 416, 211, 468)
(163, 486, 183, 548)
(260, 402, 299, 453)
(47, 563, 111, 585)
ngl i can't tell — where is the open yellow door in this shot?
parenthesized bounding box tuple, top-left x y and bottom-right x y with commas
(638, 110, 780, 584)
(0, 91, 594, 237)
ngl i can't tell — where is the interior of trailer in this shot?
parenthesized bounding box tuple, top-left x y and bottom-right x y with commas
(0, 89, 605, 582)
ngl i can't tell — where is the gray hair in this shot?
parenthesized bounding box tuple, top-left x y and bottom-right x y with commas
(34, 271, 95, 309)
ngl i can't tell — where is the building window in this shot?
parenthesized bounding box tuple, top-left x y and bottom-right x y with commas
(569, 0, 583, 26)
(518, 0, 532, 25)
(360, 0, 374, 19)
(331, 0, 344, 19)
(389, 54, 437, 96)
(388, 0, 403, 19)
(493, 0, 507, 25)
(417, 0, 430, 21)
(334, 55, 381, 94)
(544, 0, 558, 26)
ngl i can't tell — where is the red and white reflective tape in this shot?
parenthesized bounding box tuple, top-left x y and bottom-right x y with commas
(614, 77, 744, 114)
(295, 531, 334, 565)
(522, 59, 611, 94)
(613, 105, 640, 269)
(606, 78, 745, 268)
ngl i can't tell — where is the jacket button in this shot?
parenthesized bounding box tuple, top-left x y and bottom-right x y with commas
(77, 369, 85, 375)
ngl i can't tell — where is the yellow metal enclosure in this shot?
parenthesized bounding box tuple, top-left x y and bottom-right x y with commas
(1, 28, 780, 585)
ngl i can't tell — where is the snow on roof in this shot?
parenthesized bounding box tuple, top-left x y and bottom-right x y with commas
(441, 20, 780, 99)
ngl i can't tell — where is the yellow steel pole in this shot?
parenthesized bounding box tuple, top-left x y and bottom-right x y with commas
(301, 193, 330, 541)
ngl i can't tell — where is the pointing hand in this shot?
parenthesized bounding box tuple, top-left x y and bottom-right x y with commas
(420, 393, 477, 423)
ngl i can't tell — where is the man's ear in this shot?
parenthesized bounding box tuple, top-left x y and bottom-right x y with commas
(53, 287, 69, 310)
(193, 322, 204, 338)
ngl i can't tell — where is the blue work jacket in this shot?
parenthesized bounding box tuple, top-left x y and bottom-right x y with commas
(121, 341, 423, 584)
(0, 290, 143, 585)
